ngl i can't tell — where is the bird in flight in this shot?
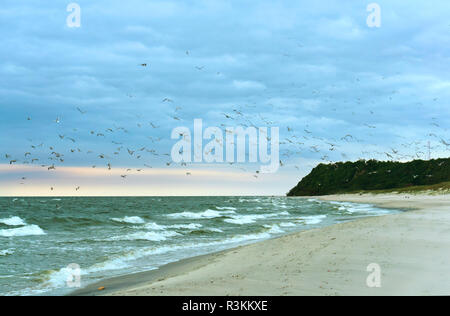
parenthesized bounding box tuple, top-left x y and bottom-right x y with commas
(76, 107, 87, 114)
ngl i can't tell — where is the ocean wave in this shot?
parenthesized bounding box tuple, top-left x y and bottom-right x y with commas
(107, 230, 179, 242)
(0, 249, 15, 256)
(279, 222, 296, 227)
(215, 206, 237, 211)
(111, 216, 145, 224)
(167, 209, 235, 219)
(263, 224, 285, 234)
(0, 225, 46, 237)
(224, 214, 267, 225)
(298, 215, 327, 225)
(169, 223, 203, 230)
(143, 222, 166, 230)
(332, 202, 391, 215)
(0, 216, 27, 227)
(224, 211, 289, 225)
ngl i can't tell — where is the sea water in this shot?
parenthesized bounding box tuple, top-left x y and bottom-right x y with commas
(0, 196, 399, 296)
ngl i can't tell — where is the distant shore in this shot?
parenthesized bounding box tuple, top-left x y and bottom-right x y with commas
(73, 193, 450, 296)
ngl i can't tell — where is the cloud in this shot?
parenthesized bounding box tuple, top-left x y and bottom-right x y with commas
(0, 0, 449, 195)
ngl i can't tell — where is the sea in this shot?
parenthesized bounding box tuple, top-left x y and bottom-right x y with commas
(0, 196, 400, 296)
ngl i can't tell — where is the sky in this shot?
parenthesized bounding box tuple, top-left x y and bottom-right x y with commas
(0, 0, 449, 196)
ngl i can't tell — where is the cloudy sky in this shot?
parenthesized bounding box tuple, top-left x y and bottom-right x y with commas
(0, 0, 449, 196)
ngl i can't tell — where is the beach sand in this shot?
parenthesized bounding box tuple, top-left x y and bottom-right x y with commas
(75, 193, 450, 296)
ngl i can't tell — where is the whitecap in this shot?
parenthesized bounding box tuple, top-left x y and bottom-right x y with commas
(299, 215, 327, 225)
(224, 212, 286, 225)
(0, 248, 15, 256)
(0, 216, 27, 226)
(224, 214, 266, 225)
(167, 209, 235, 219)
(0, 225, 46, 237)
(263, 224, 285, 234)
(279, 222, 296, 227)
(107, 230, 179, 242)
(143, 222, 166, 230)
(170, 223, 203, 230)
(215, 206, 237, 211)
(111, 216, 145, 224)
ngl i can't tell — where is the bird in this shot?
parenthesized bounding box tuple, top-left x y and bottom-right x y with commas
(76, 107, 87, 114)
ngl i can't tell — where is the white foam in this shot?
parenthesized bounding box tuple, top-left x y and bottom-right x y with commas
(299, 215, 327, 225)
(279, 222, 296, 227)
(207, 228, 224, 233)
(143, 222, 166, 230)
(107, 230, 179, 242)
(224, 212, 287, 225)
(224, 214, 266, 225)
(0, 216, 27, 226)
(167, 209, 235, 219)
(333, 202, 392, 215)
(0, 248, 14, 256)
(111, 216, 145, 224)
(216, 206, 237, 211)
(170, 223, 203, 230)
(263, 224, 285, 234)
(0, 224, 46, 237)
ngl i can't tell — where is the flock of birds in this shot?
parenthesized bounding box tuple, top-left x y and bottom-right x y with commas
(3, 51, 450, 193)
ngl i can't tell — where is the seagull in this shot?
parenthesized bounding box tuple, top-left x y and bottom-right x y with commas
(76, 107, 87, 114)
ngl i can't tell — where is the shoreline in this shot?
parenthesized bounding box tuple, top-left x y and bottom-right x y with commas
(72, 193, 450, 296)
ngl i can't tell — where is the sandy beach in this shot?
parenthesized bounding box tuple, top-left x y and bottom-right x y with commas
(75, 193, 450, 296)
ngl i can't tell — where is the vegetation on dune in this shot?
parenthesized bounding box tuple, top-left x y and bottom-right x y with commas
(287, 158, 450, 196)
